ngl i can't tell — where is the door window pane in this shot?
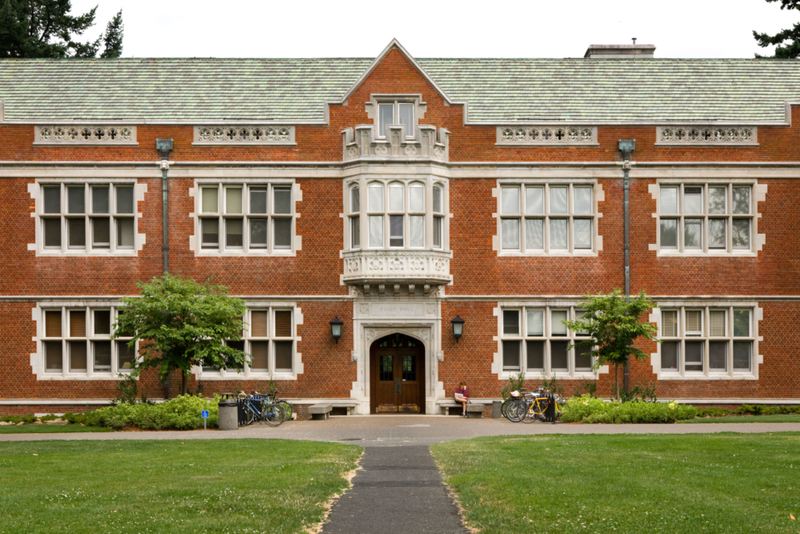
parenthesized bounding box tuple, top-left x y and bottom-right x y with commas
(708, 219, 726, 249)
(708, 186, 726, 214)
(660, 219, 678, 248)
(550, 341, 569, 370)
(550, 219, 567, 250)
(574, 219, 591, 249)
(501, 187, 520, 215)
(501, 219, 519, 249)
(660, 186, 678, 215)
(550, 186, 568, 214)
(116, 186, 134, 214)
(574, 187, 592, 214)
(409, 185, 424, 212)
(526, 340, 544, 370)
(402, 354, 416, 380)
(684, 220, 702, 249)
(202, 187, 218, 213)
(92, 186, 109, 213)
(502, 340, 521, 371)
(409, 216, 424, 247)
(389, 184, 404, 212)
(225, 188, 242, 214)
(525, 187, 544, 214)
(684, 187, 703, 214)
(525, 219, 543, 250)
(67, 186, 85, 213)
(43, 186, 61, 213)
(503, 310, 520, 335)
(250, 219, 267, 248)
(250, 187, 268, 214)
(389, 215, 403, 247)
(527, 309, 544, 336)
(732, 187, 750, 214)
(273, 219, 291, 249)
(273, 188, 291, 214)
(732, 219, 750, 249)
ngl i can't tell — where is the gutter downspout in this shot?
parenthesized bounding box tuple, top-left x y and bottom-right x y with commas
(618, 139, 635, 391)
(156, 139, 174, 273)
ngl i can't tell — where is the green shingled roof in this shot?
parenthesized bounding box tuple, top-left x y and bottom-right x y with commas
(1, 57, 799, 123)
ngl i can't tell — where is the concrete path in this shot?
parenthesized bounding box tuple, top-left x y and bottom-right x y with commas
(320, 445, 468, 534)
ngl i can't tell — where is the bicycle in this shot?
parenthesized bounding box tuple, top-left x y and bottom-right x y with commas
(267, 391, 294, 421)
(240, 393, 286, 427)
(506, 389, 562, 423)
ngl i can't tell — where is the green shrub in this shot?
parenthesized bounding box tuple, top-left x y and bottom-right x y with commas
(699, 407, 731, 417)
(39, 414, 60, 422)
(0, 415, 23, 424)
(500, 372, 526, 401)
(562, 395, 698, 424)
(20, 414, 37, 424)
(732, 404, 779, 415)
(84, 394, 219, 430)
(63, 412, 86, 425)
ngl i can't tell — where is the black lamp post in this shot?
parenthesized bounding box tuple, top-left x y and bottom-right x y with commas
(329, 316, 343, 343)
(451, 315, 465, 343)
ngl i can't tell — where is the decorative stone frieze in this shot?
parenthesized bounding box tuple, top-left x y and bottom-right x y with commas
(656, 127, 758, 146)
(193, 126, 295, 145)
(342, 125, 449, 162)
(342, 250, 452, 288)
(35, 125, 137, 145)
(496, 126, 597, 146)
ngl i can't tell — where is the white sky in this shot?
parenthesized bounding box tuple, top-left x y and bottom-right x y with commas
(70, 0, 796, 59)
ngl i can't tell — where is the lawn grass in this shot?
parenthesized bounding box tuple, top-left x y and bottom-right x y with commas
(681, 414, 800, 424)
(0, 424, 113, 434)
(0, 439, 361, 534)
(432, 433, 800, 534)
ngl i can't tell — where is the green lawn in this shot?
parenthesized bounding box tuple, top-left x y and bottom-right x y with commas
(432, 433, 800, 534)
(0, 439, 361, 534)
(681, 414, 800, 424)
(0, 424, 113, 434)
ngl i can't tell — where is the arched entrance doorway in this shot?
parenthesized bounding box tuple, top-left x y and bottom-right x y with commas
(370, 333, 426, 414)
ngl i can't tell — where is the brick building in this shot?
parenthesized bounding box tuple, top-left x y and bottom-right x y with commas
(1, 40, 799, 416)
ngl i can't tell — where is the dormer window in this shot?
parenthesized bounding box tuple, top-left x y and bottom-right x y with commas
(379, 102, 415, 138)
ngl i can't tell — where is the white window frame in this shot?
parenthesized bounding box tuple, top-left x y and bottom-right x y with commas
(495, 304, 603, 380)
(654, 304, 760, 380)
(193, 181, 298, 256)
(194, 305, 302, 381)
(34, 304, 136, 380)
(33, 180, 141, 256)
(496, 181, 600, 256)
(345, 177, 447, 251)
(654, 182, 759, 256)
(366, 94, 426, 140)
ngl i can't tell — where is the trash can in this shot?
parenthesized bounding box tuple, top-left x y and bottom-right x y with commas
(492, 400, 502, 419)
(219, 398, 238, 431)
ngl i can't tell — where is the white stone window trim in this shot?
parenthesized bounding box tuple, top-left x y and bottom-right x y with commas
(493, 180, 604, 256)
(648, 180, 766, 257)
(492, 303, 608, 381)
(343, 176, 448, 252)
(193, 303, 303, 381)
(192, 126, 296, 146)
(31, 303, 137, 381)
(28, 180, 146, 257)
(34, 125, 138, 146)
(649, 303, 762, 380)
(190, 179, 302, 257)
(655, 127, 758, 146)
(496, 126, 598, 146)
(365, 94, 427, 140)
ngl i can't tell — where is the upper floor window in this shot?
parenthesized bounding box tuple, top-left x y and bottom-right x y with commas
(658, 183, 754, 254)
(499, 183, 596, 254)
(197, 182, 295, 254)
(500, 306, 594, 378)
(39, 306, 135, 379)
(659, 306, 756, 378)
(347, 180, 445, 251)
(38, 183, 137, 254)
(379, 102, 415, 138)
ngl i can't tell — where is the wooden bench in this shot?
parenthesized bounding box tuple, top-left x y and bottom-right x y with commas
(437, 400, 490, 417)
(308, 403, 333, 420)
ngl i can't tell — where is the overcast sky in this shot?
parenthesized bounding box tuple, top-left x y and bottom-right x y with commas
(70, 0, 796, 59)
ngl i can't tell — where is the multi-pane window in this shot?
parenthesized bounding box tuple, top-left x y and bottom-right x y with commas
(658, 184, 753, 253)
(660, 307, 755, 376)
(500, 306, 593, 377)
(378, 101, 415, 138)
(500, 183, 595, 253)
(354, 180, 445, 250)
(40, 183, 136, 253)
(41, 306, 135, 377)
(198, 183, 293, 253)
(198, 308, 295, 377)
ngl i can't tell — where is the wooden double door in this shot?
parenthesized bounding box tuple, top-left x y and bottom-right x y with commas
(370, 333, 425, 414)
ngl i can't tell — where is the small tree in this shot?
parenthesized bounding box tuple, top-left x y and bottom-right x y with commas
(112, 274, 247, 397)
(753, 0, 800, 58)
(563, 289, 658, 402)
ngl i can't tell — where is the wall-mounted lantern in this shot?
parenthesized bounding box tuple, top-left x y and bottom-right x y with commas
(329, 317, 344, 343)
(451, 315, 465, 343)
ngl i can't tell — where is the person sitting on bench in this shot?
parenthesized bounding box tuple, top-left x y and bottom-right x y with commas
(454, 381, 470, 417)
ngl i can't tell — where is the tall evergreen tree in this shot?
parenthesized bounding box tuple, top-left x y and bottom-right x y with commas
(0, 1, 123, 58)
(754, 0, 800, 58)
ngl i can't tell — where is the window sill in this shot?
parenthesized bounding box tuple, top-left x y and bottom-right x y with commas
(38, 373, 133, 381)
(36, 250, 138, 257)
(194, 371, 297, 381)
(656, 373, 757, 380)
(655, 250, 757, 258)
(497, 371, 601, 381)
(498, 250, 598, 257)
(195, 249, 296, 257)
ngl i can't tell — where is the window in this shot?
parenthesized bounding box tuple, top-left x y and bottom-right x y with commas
(658, 183, 754, 253)
(197, 183, 294, 253)
(197, 308, 296, 378)
(377, 101, 416, 139)
(350, 179, 446, 250)
(499, 183, 596, 253)
(40, 306, 135, 378)
(659, 307, 756, 377)
(39, 183, 136, 253)
(500, 306, 594, 377)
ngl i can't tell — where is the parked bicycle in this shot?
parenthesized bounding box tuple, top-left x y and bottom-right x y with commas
(239, 392, 286, 427)
(267, 391, 294, 421)
(505, 388, 562, 423)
